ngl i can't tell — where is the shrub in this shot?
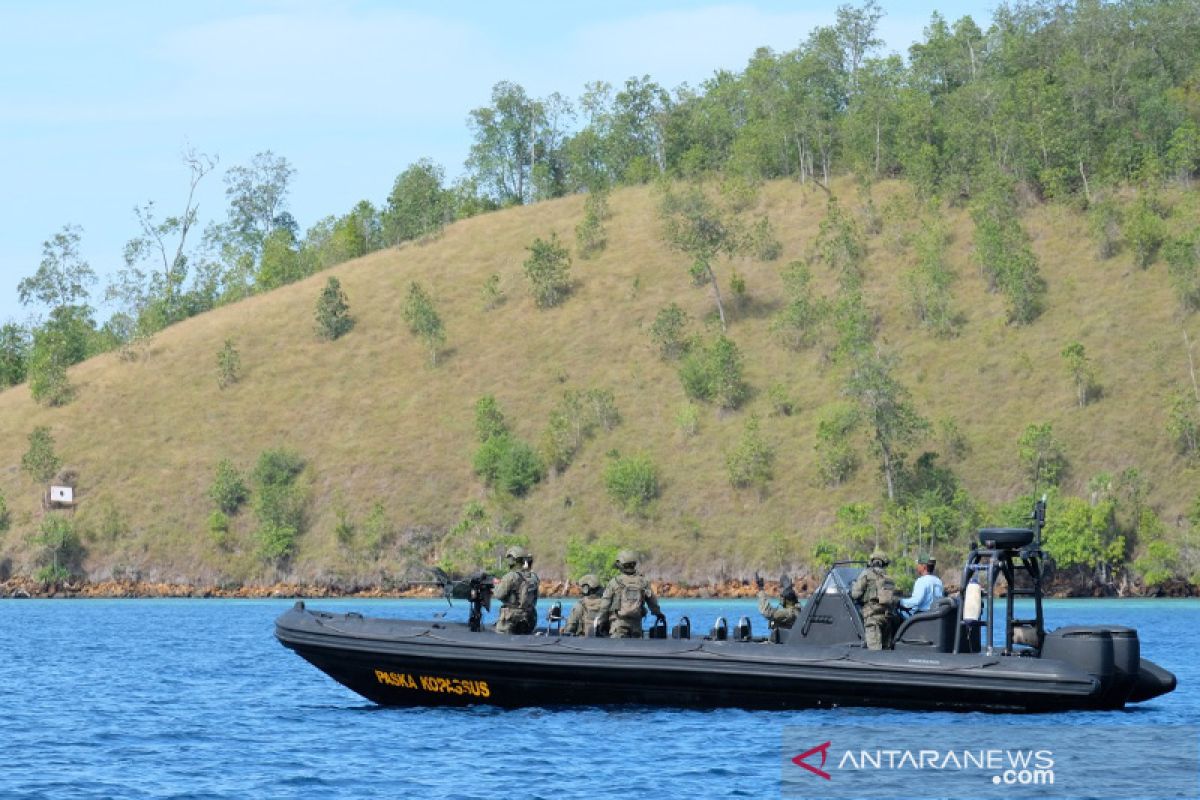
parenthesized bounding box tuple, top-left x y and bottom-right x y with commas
(603, 454, 660, 517)
(1165, 231, 1200, 313)
(564, 536, 619, 582)
(208, 510, 231, 550)
(402, 281, 446, 365)
(28, 346, 73, 407)
(650, 303, 690, 360)
(523, 233, 573, 309)
(481, 273, 505, 311)
(767, 383, 794, 416)
(32, 513, 81, 583)
(677, 335, 749, 410)
(676, 403, 700, 438)
(726, 415, 775, 494)
(1125, 195, 1165, 269)
(1018, 423, 1068, 487)
(22, 426, 61, 484)
(315, 276, 353, 340)
(1087, 196, 1122, 259)
(209, 459, 249, 514)
(474, 395, 509, 442)
(360, 502, 394, 558)
(473, 434, 545, 496)
(1061, 341, 1101, 407)
(771, 261, 826, 351)
(540, 388, 621, 473)
(815, 403, 861, 485)
(216, 339, 241, 389)
(0, 490, 9, 533)
(252, 448, 308, 562)
(575, 191, 609, 258)
(1167, 393, 1200, 459)
(749, 215, 782, 261)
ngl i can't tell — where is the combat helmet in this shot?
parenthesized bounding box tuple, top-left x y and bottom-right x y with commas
(869, 549, 889, 567)
(579, 574, 600, 595)
(615, 549, 638, 573)
(505, 545, 532, 567)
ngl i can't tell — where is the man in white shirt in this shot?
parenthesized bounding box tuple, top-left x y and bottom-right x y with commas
(900, 554, 944, 615)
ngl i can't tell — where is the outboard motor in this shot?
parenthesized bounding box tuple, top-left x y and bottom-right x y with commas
(710, 616, 728, 641)
(1041, 626, 1115, 706)
(671, 616, 691, 640)
(734, 616, 752, 642)
(647, 614, 668, 639)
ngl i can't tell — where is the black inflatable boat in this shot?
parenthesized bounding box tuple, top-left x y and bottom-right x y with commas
(275, 503, 1177, 713)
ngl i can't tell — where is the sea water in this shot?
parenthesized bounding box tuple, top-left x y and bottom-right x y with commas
(1, 597, 1195, 799)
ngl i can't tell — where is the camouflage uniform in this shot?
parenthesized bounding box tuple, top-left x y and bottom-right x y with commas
(494, 556, 539, 635)
(850, 557, 896, 650)
(601, 555, 662, 639)
(757, 590, 799, 629)
(565, 595, 608, 636)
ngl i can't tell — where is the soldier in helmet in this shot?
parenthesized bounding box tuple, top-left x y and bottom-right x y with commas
(849, 549, 899, 650)
(493, 545, 539, 634)
(564, 574, 608, 636)
(600, 550, 664, 638)
(754, 573, 800, 630)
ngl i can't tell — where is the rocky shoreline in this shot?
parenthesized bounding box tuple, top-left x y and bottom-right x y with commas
(2, 575, 1195, 600)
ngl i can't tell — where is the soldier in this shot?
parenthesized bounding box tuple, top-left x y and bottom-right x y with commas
(564, 574, 608, 636)
(754, 573, 800, 630)
(493, 545, 539, 634)
(600, 550, 664, 638)
(849, 549, 899, 650)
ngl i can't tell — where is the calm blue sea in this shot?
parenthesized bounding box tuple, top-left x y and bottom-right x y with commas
(0, 597, 1195, 800)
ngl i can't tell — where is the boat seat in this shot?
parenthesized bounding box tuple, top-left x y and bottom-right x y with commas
(893, 597, 957, 653)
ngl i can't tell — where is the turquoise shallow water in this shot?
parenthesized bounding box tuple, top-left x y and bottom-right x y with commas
(1, 597, 1195, 799)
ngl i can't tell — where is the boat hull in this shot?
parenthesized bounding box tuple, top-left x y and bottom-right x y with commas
(274, 606, 1158, 713)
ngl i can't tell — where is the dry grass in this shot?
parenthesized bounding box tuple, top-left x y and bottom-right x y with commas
(1, 178, 1198, 584)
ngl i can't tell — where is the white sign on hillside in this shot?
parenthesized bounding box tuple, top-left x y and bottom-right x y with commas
(50, 486, 73, 504)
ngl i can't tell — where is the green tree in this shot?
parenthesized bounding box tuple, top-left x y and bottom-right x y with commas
(901, 214, 957, 336)
(1125, 194, 1166, 269)
(210, 151, 295, 270)
(465, 81, 541, 205)
(771, 261, 826, 350)
(252, 448, 308, 563)
(845, 351, 929, 501)
(603, 453, 660, 516)
(659, 183, 748, 330)
(1087, 197, 1122, 260)
(575, 189, 609, 258)
(523, 233, 573, 308)
(209, 458, 249, 514)
(970, 175, 1045, 325)
(473, 434, 545, 496)
(383, 158, 453, 245)
(32, 513, 81, 584)
(0, 323, 30, 388)
(474, 394, 509, 442)
(1062, 341, 1100, 407)
(481, 273, 505, 311)
(1165, 231, 1200, 313)
(649, 303, 690, 360)
(401, 282, 446, 366)
(815, 402, 861, 486)
(114, 148, 217, 331)
(677, 334, 749, 410)
(216, 338, 241, 389)
(21, 426, 60, 484)
(1167, 392, 1200, 459)
(27, 331, 74, 407)
(1018, 422, 1068, 488)
(18, 224, 96, 313)
(314, 277, 353, 340)
(564, 537, 620, 582)
(255, 228, 308, 291)
(726, 415, 776, 495)
(1043, 494, 1125, 584)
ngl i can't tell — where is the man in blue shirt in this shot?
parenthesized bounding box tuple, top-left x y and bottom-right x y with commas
(900, 554, 944, 615)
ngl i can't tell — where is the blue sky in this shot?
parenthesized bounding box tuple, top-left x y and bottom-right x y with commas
(0, 0, 996, 326)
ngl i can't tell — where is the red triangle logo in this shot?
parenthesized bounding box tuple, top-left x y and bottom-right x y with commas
(792, 740, 832, 780)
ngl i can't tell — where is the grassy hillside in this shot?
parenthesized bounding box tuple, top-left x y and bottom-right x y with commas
(2, 178, 1198, 585)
